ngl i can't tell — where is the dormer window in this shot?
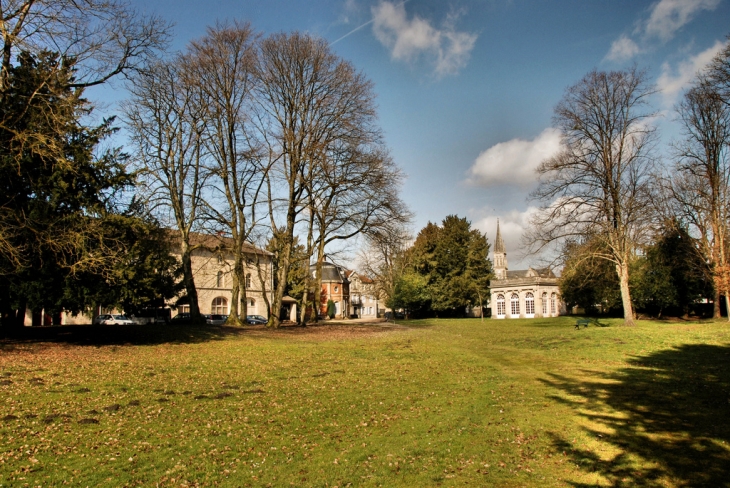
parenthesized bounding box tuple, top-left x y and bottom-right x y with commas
(334, 286, 339, 293)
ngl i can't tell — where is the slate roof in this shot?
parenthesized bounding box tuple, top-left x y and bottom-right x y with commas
(312, 262, 349, 283)
(167, 230, 271, 256)
(346, 270, 374, 284)
(503, 267, 557, 280)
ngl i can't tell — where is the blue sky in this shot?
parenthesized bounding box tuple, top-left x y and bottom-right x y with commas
(108, 0, 730, 267)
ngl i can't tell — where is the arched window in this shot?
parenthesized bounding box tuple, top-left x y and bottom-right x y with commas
(216, 271, 224, 288)
(542, 292, 548, 315)
(550, 293, 557, 315)
(211, 297, 228, 315)
(496, 294, 506, 317)
(525, 292, 535, 316)
(245, 273, 251, 289)
(510, 293, 520, 316)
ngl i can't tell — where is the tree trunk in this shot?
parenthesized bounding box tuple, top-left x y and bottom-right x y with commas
(4, 300, 27, 329)
(227, 252, 244, 326)
(253, 255, 271, 322)
(270, 261, 286, 328)
(180, 240, 202, 323)
(616, 262, 635, 326)
(299, 288, 309, 325)
(269, 234, 293, 328)
(299, 210, 315, 326)
(714, 288, 722, 318)
(313, 255, 325, 323)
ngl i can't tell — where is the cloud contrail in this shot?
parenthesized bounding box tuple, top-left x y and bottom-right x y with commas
(329, 0, 410, 46)
(330, 18, 375, 46)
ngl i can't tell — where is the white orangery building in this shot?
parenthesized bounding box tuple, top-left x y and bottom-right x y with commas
(489, 222, 566, 319)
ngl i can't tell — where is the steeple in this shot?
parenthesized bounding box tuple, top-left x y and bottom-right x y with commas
(493, 219, 507, 280)
(495, 219, 505, 253)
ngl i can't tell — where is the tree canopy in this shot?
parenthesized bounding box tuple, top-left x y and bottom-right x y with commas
(392, 215, 492, 317)
(0, 51, 170, 326)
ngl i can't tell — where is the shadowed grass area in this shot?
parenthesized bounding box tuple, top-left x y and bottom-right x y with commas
(1, 317, 729, 486)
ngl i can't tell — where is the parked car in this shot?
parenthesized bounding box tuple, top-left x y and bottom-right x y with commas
(207, 314, 228, 325)
(132, 308, 171, 325)
(170, 312, 192, 325)
(93, 314, 134, 326)
(245, 315, 267, 325)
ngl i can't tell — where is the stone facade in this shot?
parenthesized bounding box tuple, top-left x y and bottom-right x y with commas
(23, 232, 274, 325)
(346, 271, 380, 318)
(172, 233, 273, 318)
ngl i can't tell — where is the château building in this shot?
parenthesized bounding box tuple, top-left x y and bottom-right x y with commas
(489, 221, 565, 319)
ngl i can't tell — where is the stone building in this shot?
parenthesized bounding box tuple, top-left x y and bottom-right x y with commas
(489, 222, 565, 319)
(346, 270, 380, 318)
(22, 232, 274, 325)
(311, 261, 350, 319)
(171, 233, 273, 319)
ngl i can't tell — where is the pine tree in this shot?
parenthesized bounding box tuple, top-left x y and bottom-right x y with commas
(0, 51, 136, 326)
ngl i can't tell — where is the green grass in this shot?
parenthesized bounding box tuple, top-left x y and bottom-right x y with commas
(2, 317, 730, 487)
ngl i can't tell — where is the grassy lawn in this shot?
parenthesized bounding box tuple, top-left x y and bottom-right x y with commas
(1, 317, 730, 487)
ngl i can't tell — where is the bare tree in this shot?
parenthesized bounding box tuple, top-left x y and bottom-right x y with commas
(526, 68, 657, 326)
(123, 57, 207, 322)
(708, 35, 730, 105)
(358, 224, 412, 309)
(669, 79, 730, 319)
(255, 32, 383, 328)
(309, 143, 410, 322)
(0, 0, 170, 98)
(187, 21, 266, 325)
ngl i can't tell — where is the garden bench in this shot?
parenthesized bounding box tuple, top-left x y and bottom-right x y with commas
(575, 318, 590, 329)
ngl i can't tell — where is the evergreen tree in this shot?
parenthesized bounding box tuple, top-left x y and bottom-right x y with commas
(404, 215, 492, 316)
(632, 225, 713, 317)
(0, 51, 145, 326)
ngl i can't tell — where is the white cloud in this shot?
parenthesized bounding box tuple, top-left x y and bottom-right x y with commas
(604, 0, 720, 61)
(657, 40, 724, 104)
(338, 0, 359, 24)
(371, 1, 477, 76)
(606, 35, 641, 62)
(466, 128, 562, 188)
(645, 0, 720, 42)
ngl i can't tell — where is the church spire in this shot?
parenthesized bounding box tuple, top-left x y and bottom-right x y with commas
(495, 219, 505, 253)
(493, 219, 508, 280)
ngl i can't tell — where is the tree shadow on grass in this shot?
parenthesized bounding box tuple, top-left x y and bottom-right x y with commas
(0, 323, 251, 347)
(542, 344, 730, 487)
